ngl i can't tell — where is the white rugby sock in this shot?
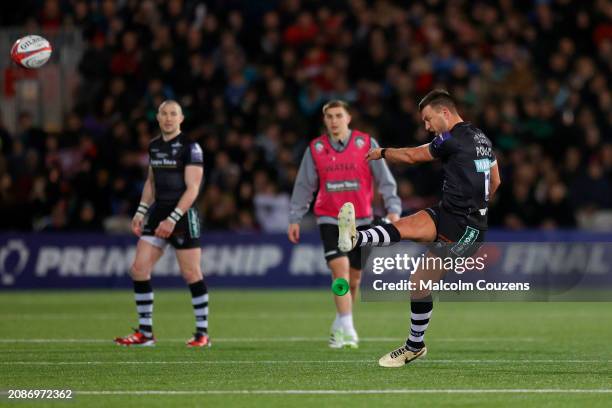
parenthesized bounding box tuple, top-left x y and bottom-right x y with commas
(338, 313, 355, 333)
(332, 313, 342, 331)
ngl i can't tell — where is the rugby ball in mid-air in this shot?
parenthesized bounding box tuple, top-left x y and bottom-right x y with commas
(10, 35, 53, 69)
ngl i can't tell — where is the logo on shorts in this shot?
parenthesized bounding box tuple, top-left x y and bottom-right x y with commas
(451, 226, 480, 257)
(355, 136, 365, 148)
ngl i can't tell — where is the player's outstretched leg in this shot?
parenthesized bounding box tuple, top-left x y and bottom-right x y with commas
(338, 202, 402, 252)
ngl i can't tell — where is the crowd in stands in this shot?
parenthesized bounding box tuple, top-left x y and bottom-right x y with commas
(1, 0, 611, 232)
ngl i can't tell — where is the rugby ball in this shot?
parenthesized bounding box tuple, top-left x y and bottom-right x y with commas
(10, 35, 53, 69)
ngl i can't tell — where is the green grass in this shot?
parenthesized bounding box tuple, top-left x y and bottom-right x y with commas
(0, 290, 611, 407)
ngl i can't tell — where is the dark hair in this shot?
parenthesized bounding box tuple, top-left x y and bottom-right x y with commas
(418, 89, 457, 113)
(322, 100, 350, 115)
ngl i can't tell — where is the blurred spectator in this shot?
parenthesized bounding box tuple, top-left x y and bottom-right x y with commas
(0, 0, 610, 232)
(254, 180, 290, 233)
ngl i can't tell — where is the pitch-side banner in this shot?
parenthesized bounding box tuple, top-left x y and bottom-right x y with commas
(0, 232, 611, 296)
(0, 232, 331, 289)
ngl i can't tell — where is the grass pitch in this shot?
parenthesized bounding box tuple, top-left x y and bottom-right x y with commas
(1, 289, 611, 407)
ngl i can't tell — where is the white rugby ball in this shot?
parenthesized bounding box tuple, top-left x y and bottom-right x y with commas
(10, 35, 53, 69)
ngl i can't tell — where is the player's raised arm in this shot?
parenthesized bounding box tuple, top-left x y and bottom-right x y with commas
(365, 143, 434, 165)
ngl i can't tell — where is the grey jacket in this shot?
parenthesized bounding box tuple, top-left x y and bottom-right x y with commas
(289, 132, 401, 226)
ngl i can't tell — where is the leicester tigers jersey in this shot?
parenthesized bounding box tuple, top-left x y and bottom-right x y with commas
(428, 122, 496, 229)
(148, 133, 204, 205)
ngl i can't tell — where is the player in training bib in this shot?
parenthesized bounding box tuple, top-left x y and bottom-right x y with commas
(288, 100, 401, 349)
(337, 90, 501, 366)
(114, 100, 210, 347)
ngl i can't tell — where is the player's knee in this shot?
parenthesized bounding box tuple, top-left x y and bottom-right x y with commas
(130, 262, 151, 280)
(181, 266, 202, 283)
(410, 289, 431, 300)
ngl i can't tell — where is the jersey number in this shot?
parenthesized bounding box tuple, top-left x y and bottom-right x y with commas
(474, 159, 491, 202)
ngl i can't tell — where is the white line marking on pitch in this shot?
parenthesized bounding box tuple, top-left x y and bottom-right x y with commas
(1, 359, 610, 365)
(0, 337, 541, 343)
(60, 389, 612, 395)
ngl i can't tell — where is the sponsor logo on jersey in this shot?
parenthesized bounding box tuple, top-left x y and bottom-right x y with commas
(150, 158, 178, 167)
(325, 180, 360, 192)
(171, 141, 182, 156)
(323, 162, 357, 172)
(473, 132, 488, 144)
(475, 145, 491, 157)
(474, 158, 492, 172)
(190, 143, 203, 162)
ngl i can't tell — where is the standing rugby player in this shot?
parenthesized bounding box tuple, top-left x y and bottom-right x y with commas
(114, 100, 210, 347)
(288, 100, 401, 348)
(338, 90, 501, 366)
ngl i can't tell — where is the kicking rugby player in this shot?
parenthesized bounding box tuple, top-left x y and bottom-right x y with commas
(338, 90, 501, 365)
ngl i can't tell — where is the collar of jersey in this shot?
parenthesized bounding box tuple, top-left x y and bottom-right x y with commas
(161, 132, 182, 143)
(326, 129, 353, 153)
(449, 121, 469, 133)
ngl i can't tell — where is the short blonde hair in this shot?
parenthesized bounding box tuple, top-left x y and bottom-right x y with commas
(158, 99, 183, 114)
(322, 100, 350, 115)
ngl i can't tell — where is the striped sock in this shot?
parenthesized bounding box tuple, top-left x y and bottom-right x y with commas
(406, 295, 433, 351)
(133, 280, 154, 337)
(355, 224, 401, 247)
(189, 280, 209, 335)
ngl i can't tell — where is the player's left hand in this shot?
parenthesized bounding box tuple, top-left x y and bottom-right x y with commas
(155, 219, 176, 238)
(365, 148, 383, 161)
